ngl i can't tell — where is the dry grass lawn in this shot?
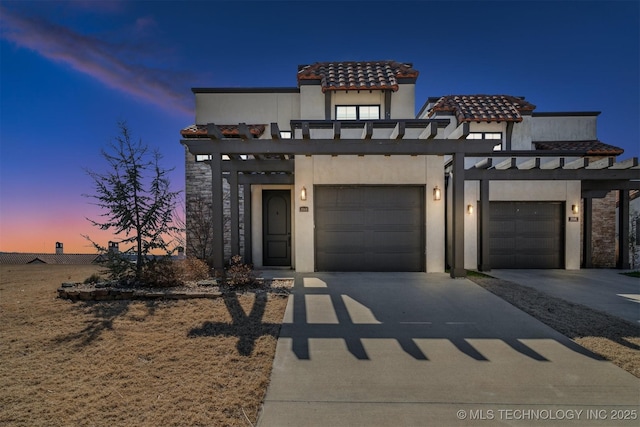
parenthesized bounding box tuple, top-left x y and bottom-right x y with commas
(0, 264, 288, 427)
(469, 275, 640, 378)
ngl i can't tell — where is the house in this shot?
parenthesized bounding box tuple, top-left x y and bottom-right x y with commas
(180, 60, 638, 277)
(0, 243, 100, 265)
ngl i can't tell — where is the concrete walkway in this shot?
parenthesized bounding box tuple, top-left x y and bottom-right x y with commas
(489, 269, 640, 324)
(257, 273, 639, 427)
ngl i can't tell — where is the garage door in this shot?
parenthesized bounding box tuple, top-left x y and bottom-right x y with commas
(315, 186, 424, 271)
(489, 202, 564, 268)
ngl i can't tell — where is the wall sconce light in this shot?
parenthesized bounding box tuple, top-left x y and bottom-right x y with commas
(467, 204, 474, 215)
(572, 204, 579, 214)
(300, 186, 307, 201)
(433, 185, 442, 201)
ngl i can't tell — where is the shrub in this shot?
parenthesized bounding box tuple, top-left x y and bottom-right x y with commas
(83, 273, 102, 285)
(98, 251, 135, 282)
(225, 255, 255, 287)
(139, 257, 182, 287)
(177, 257, 211, 282)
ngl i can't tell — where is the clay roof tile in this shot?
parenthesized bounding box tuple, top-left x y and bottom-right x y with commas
(429, 95, 536, 123)
(297, 60, 418, 92)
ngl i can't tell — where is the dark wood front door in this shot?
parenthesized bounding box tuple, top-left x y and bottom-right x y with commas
(263, 190, 291, 266)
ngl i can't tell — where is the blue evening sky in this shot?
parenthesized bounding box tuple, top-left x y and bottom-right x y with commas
(1, 0, 638, 253)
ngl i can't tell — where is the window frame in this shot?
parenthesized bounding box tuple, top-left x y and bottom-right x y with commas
(335, 104, 381, 120)
(467, 132, 503, 151)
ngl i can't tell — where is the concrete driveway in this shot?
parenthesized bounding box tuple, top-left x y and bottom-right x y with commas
(488, 269, 640, 324)
(257, 273, 639, 427)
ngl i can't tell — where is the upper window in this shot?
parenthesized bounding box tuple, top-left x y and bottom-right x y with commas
(467, 132, 503, 151)
(336, 105, 380, 120)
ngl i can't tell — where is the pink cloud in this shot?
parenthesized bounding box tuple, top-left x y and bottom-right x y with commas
(0, 7, 194, 116)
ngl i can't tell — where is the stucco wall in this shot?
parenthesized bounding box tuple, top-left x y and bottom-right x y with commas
(510, 115, 533, 150)
(530, 115, 598, 141)
(300, 86, 325, 119)
(390, 84, 416, 119)
(195, 91, 300, 129)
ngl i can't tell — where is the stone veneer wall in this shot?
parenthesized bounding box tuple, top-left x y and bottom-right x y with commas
(184, 149, 245, 263)
(590, 191, 617, 267)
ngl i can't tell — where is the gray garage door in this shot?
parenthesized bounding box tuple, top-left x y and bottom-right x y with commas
(315, 186, 424, 271)
(489, 202, 564, 269)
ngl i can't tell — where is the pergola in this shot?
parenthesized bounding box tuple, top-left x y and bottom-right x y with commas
(181, 119, 639, 278)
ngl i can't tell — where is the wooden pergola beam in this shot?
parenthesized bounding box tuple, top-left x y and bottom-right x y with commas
(390, 122, 405, 139)
(182, 138, 498, 156)
(466, 166, 639, 181)
(207, 123, 225, 140)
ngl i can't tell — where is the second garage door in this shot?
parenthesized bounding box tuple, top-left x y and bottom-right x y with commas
(315, 186, 424, 271)
(489, 201, 564, 269)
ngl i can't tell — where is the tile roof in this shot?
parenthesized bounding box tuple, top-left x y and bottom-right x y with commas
(428, 95, 536, 123)
(533, 140, 624, 156)
(297, 61, 418, 92)
(181, 124, 266, 138)
(0, 253, 100, 265)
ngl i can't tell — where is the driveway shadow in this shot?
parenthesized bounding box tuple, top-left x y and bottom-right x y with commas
(281, 273, 605, 362)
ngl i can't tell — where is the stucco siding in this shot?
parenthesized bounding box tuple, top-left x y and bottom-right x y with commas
(195, 92, 300, 128)
(511, 115, 533, 150)
(300, 86, 325, 119)
(390, 84, 416, 119)
(531, 116, 597, 141)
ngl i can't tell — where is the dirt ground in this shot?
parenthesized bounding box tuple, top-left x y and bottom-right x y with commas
(0, 264, 288, 427)
(469, 275, 640, 378)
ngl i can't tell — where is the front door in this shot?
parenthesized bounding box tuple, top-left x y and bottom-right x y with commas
(263, 190, 291, 266)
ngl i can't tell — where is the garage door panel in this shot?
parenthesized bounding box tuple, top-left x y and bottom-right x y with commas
(489, 202, 563, 269)
(366, 208, 421, 226)
(369, 254, 422, 271)
(316, 208, 364, 227)
(316, 231, 364, 251)
(316, 254, 365, 271)
(316, 187, 364, 206)
(369, 230, 420, 249)
(315, 186, 424, 271)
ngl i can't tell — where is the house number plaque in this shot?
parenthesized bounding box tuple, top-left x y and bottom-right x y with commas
(300, 207, 309, 212)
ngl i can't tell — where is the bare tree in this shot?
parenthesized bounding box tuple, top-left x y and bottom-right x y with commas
(186, 196, 215, 263)
(185, 191, 231, 265)
(84, 122, 181, 280)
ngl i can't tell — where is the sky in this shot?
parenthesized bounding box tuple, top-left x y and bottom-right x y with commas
(0, 0, 638, 254)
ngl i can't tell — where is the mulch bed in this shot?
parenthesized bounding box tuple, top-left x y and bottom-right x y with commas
(58, 278, 293, 302)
